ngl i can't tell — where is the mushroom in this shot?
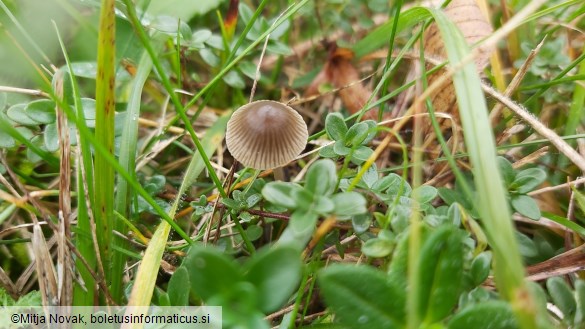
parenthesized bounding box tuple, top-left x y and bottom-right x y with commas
(226, 100, 308, 170)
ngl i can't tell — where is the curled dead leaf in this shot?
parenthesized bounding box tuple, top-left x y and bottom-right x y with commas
(306, 45, 377, 120)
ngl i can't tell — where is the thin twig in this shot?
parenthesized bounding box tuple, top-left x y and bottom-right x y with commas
(489, 37, 546, 124)
(482, 84, 585, 172)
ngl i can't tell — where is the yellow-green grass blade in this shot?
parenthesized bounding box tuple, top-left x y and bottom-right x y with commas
(94, 0, 117, 301)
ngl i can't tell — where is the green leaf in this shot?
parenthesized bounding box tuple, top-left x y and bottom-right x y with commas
(332, 192, 367, 218)
(387, 232, 410, 292)
(361, 120, 378, 144)
(25, 100, 56, 124)
(514, 231, 538, 258)
(246, 225, 263, 241)
(244, 246, 302, 313)
(7, 103, 39, 126)
(262, 182, 302, 209)
(268, 15, 290, 39)
(151, 15, 181, 34)
(240, 211, 253, 222)
(13, 290, 42, 306)
(266, 41, 293, 56)
(344, 122, 369, 146)
(305, 159, 337, 196)
(547, 277, 577, 324)
(318, 265, 406, 328)
(0, 128, 15, 148)
(470, 251, 491, 287)
(223, 70, 246, 89)
(81, 98, 96, 120)
(384, 173, 412, 197)
(312, 195, 335, 214)
(512, 168, 546, 193)
(325, 112, 348, 141)
(200, 48, 220, 67)
(497, 157, 515, 186)
(147, 0, 223, 21)
(360, 164, 378, 188)
(43, 123, 59, 152)
(295, 188, 315, 211)
(448, 301, 518, 329)
(372, 174, 397, 192)
(238, 2, 254, 25)
(447, 203, 463, 226)
(184, 245, 244, 300)
(352, 146, 374, 164)
(289, 209, 318, 234)
(362, 237, 394, 258)
(575, 280, 585, 325)
(438, 187, 472, 211)
(413, 185, 438, 204)
(352, 7, 431, 58)
(167, 266, 189, 306)
(511, 194, 541, 220)
(334, 140, 352, 156)
(319, 144, 337, 158)
(156, 291, 171, 306)
(418, 225, 465, 324)
(27, 135, 45, 163)
(209, 281, 260, 325)
(352, 214, 371, 234)
(221, 197, 241, 211)
(192, 29, 212, 44)
(144, 175, 166, 195)
(239, 61, 258, 80)
(246, 193, 262, 208)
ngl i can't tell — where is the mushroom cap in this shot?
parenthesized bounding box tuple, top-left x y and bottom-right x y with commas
(226, 100, 308, 170)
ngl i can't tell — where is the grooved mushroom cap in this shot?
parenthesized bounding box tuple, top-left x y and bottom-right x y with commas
(226, 100, 308, 170)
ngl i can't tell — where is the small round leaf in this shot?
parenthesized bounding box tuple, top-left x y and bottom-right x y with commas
(332, 192, 367, 218)
(262, 182, 302, 209)
(511, 194, 541, 220)
(25, 100, 56, 124)
(7, 104, 39, 126)
(344, 122, 369, 146)
(325, 112, 348, 141)
(362, 238, 394, 258)
(305, 159, 337, 196)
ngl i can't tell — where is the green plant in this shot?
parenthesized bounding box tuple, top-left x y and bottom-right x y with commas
(182, 244, 302, 329)
(319, 113, 377, 165)
(498, 157, 546, 220)
(262, 159, 367, 246)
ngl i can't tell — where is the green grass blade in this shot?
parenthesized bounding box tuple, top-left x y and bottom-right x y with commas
(422, 7, 538, 328)
(53, 22, 97, 306)
(111, 49, 157, 303)
(553, 45, 585, 183)
(352, 7, 431, 58)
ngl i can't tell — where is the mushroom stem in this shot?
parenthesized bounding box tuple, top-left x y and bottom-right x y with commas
(273, 167, 286, 181)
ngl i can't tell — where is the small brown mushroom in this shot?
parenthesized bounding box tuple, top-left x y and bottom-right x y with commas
(226, 100, 308, 170)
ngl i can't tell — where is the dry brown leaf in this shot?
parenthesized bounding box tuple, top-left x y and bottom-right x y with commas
(55, 70, 73, 306)
(306, 46, 377, 119)
(32, 224, 59, 306)
(423, 0, 494, 118)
